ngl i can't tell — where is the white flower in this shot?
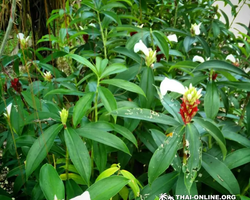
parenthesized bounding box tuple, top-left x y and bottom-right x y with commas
(134, 40, 156, 67)
(137, 24, 143, 28)
(226, 54, 238, 63)
(17, 33, 30, 42)
(4, 103, 12, 118)
(17, 33, 25, 40)
(192, 55, 205, 63)
(160, 77, 186, 96)
(191, 23, 202, 35)
(167, 34, 178, 43)
(88, 23, 96, 28)
(134, 40, 149, 57)
(70, 191, 91, 200)
(17, 33, 30, 48)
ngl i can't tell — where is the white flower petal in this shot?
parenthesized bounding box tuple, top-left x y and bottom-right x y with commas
(193, 23, 201, 35)
(70, 191, 91, 200)
(89, 23, 96, 28)
(137, 24, 144, 28)
(17, 33, 24, 40)
(167, 34, 178, 43)
(226, 54, 236, 63)
(134, 40, 149, 57)
(25, 36, 30, 42)
(160, 77, 185, 96)
(6, 103, 12, 116)
(192, 55, 205, 63)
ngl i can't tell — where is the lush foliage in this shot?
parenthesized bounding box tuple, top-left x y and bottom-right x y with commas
(1, 0, 250, 200)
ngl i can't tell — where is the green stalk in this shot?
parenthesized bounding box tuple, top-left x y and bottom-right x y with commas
(0, 0, 16, 56)
(229, 0, 247, 29)
(239, 92, 250, 126)
(173, 0, 179, 28)
(149, 28, 155, 51)
(65, 148, 69, 180)
(97, 11, 107, 59)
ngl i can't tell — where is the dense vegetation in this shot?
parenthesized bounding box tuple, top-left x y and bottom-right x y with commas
(1, 0, 250, 200)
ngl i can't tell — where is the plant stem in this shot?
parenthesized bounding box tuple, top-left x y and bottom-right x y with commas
(208, 135, 212, 149)
(229, 0, 247, 29)
(173, 0, 178, 28)
(95, 78, 100, 122)
(149, 28, 155, 51)
(65, 148, 69, 180)
(0, 0, 16, 56)
(239, 92, 250, 126)
(97, 11, 107, 59)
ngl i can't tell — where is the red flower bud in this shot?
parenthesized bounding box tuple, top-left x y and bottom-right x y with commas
(11, 78, 22, 93)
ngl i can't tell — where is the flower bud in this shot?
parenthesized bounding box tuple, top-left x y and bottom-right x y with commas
(44, 71, 53, 82)
(190, 23, 201, 36)
(59, 108, 68, 126)
(145, 49, 156, 68)
(180, 84, 202, 125)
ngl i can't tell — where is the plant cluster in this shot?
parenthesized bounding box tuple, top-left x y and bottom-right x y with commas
(1, 0, 250, 200)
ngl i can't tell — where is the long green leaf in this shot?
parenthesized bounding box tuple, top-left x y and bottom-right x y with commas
(112, 124, 138, 148)
(160, 94, 183, 124)
(224, 148, 250, 169)
(21, 91, 42, 111)
(218, 81, 250, 91)
(98, 86, 117, 121)
(194, 60, 249, 78)
(196, 36, 210, 57)
(202, 153, 240, 194)
(64, 128, 91, 186)
(152, 31, 169, 60)
(112, 107, 180, 127)
(39, 164, 65, 200)
(204, 81, 220, 119)
(193, 118, 227, 159)
(44, 89, 85, 97)
(26, 124, 63, 179)
(73, 92, 94, 128)
(87, 176, 129, 200)
(139, 67, 155, 108)
(184, 124, 202, 191)
(100, 79, 145, 96)
(112, 47, 142, 64)
(76, 128, 131, 155)
(222, 131, 250, 147)
(247, 98, 250, 135)
(100, 63, 127, 79)
(67, 53, 98, 75)
(140, 172, 179, 200)
(148, 125, 185, 184)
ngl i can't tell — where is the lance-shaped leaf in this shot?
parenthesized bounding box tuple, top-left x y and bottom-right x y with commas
(202, 153, 240, 194)
(73, 92, 94, 128)
(193, 60, 249, 78)
(120, 170, 140, 198)
(64, 128, 91, 186)
(224, 148, 250, 169)
(139, 67, 155, 108)
(26, 124, 63, 180)
(148, 125, 185, 184)
(112, 107, 180, 127)
(193, 118, 227, 159)
(100, 79, 145, 97)
(39, 164, 65, 200)
(204, 81, 220, 119)
(76, 128, 131, 155)
(87, 176, 130, 200)
(183, 124, 202, 192)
